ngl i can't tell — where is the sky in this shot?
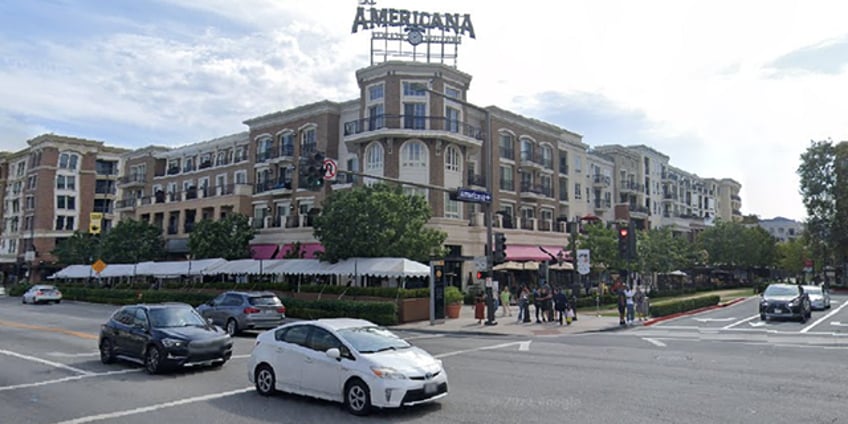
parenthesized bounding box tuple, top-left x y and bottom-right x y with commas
(2, 1, 847, 221)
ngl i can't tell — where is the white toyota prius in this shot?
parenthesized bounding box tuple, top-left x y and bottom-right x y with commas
(248, 318, 447, 415)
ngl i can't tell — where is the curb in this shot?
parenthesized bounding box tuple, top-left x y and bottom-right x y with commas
(643, 296, 750, 326)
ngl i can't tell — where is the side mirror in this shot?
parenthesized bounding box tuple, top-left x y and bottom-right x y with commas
(326, 348, 341, 361)
(207, 318, 214, 325)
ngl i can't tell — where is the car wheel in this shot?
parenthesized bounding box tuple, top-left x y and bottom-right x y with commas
(55, 300, 61, 304)
(21, 298, 26, 304)
(144, 345, 163, 374)
(345, 379, 372, 416)
(100, 339, 115, 364)
(254, 365, 276, 396)
(225, 319, 239, 336)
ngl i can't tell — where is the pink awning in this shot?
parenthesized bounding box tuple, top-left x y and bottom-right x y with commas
(250, 244, 278, 260)
(506, 245, 571, 262)
(276, 242, 324, 259)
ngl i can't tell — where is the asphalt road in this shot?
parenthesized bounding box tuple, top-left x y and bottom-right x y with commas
(2, 295, 847, 424)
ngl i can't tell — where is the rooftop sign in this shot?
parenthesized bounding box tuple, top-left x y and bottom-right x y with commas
(351, 4, 476, 39)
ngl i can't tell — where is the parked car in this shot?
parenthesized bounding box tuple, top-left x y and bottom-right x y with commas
(803, 285, 831, 310)
(196, 291, 286, 336)
(99, 303, 233, 374)
(759, 284, 811, 323)
(248, 318, 448, 416)
(22, 285, 62, 304)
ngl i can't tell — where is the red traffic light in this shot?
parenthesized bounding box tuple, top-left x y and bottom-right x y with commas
(476, 271, 484, 279)
(619, 228, 629, 237)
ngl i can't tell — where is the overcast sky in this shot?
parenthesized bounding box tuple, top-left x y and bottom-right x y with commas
(2, 1, 846, 221)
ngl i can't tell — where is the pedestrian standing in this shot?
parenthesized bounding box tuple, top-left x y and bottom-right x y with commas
(625, 285, 635, 324)
(474, 292, 486, 325)
(518, 286, 531, 323)
(553, 288, 568, 325)
(500, 286, 512, 317)
(634, 285, 646, 321)
(614, 279, 626, 326)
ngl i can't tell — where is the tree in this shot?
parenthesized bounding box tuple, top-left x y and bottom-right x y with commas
(99, 219, 166, 263)
(572, 222, 618, 271)
(697, 221, 777, 270)
(52, 231, 101, 265)
(188, 213, 256, 260)
(314, 183, 447, 263)
(777, 237, 810, 278)
(637, 227, 696, 275)
(797, 139, 846, 268)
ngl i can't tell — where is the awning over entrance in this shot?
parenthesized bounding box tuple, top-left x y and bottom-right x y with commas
(250, 244, 279, 260)
(505, 245, 571, 262)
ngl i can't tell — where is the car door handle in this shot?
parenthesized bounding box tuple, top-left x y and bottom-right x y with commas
(305, 357, 313, 363)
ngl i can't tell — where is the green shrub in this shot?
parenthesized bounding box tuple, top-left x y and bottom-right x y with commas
(649, 295, 720, 317)
(445, 286, 464, 304)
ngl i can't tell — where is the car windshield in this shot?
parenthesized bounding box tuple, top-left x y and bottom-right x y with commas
(249, 295, 282, 306)
(337, 326, 411, 354)
(148, 307, 206, 328)
(803, 286, 822, 295)
(764, 285, 799, 297)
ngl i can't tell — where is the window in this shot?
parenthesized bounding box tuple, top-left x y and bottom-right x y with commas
(58, 152, 79, 170)
(183, 156, 195, 172)
(520, 138, 534, 162)
(368, 84, 384, 101)
(56, 195, 76, 210)
(446, 106, 460, 133)
(403, 102, 426, 129)
(234, 146, 248, 162)
(402, 81, 426, 96)
(308, 327, 341, 352)
(216, 150, 229, 166)
(445, 146, 461, 172)
(574, 156, 582, 173)
(541, 145, 553, 169)
(500, 133, 515, 160)
(541, 175, 552, 197)
(444, 194, 460, 219)
(500, 165, 514, 191)
(301, 127, 317, 153)
(55, 215, 74, 231)
(57, 175, 76, 190)
(365, 143, 384, 172)
(403, 186, 427, 199)
(256, 137, 273, 161)
(279, 132, 295, 157)
(25, 196, 34, 210)
(445, 87, 461, 99)
(401, 142, 426, 168)
(368, 104, 384, 130)
(234, 171, 247, 184)
(26, 176, 37, 190)
(574, 183, 582, 199)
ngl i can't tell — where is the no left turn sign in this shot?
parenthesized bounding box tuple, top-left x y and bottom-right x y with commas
(323, 158, 337, 180)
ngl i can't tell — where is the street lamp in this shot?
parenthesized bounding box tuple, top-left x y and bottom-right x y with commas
(412, 81, 496, 325)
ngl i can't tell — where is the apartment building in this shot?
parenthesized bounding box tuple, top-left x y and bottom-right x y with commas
(0, 135, 126, 283)
(757, 217, 803, 242)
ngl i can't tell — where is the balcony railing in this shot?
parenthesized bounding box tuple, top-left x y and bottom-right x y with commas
(118, 174, 146, 185)
(467, 172, 485, 187)
(559, 163, 569, 174)
(520, 181, 551, 197)
(257, 149, 279, 162)
(343, 115, 484, 141)
(499, 148, 515, 161)
(280, 145, 295, 157)
(592, 174, 611, 186)
(254, 180, 292, 194)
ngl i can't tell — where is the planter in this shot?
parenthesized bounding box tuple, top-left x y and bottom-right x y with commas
(446, 302, 462, 319)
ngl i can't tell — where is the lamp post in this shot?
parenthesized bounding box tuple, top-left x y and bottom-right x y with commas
(413, 81, 496, 325)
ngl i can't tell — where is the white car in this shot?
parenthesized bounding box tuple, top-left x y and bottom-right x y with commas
(803, 285, 831, 310)
(22, 285, 63, 304)
(248, 318, 447, 415)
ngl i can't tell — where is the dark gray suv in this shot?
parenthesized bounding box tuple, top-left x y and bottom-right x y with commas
(196, 291, 286, 335)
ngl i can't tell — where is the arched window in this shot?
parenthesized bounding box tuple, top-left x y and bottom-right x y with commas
(58, 152, 79, 170)
(541, 145, 553, 169)
(445, 145, 461, 173)
(520, 138, 534, 162)
(365, 142, 384, 172)
(401, 141, 427, 168)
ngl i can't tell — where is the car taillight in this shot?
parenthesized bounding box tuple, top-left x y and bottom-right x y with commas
(36, 291, 43, 296)
(244, 307, 261, 314)
(277, 306, 286, 314)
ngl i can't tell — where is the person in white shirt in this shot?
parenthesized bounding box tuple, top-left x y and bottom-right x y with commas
(624, 286, 635, 324)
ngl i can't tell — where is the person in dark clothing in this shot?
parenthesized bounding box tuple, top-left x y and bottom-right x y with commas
(614, 280, 627, 326)
(553, 288, 569, 325)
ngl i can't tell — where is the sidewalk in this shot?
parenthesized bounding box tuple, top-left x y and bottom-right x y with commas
(391, 303, 623, 336)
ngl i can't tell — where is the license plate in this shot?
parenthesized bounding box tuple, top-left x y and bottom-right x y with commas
(424, 383, 437, 394)
(774, 309, 782, 314)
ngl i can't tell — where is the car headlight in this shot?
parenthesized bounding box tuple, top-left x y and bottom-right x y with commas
(371, 367, 407, 380)
(161, 338, 186, 348)
(788, 299, 799, 307)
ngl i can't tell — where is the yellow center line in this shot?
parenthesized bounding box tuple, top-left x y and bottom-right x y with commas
(0, 320, 98, 340)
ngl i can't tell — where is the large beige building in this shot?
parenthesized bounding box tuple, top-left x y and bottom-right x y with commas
(0, 61, 742, 285)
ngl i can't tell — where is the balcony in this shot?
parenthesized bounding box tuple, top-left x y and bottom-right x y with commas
(519, 181, 550, 199)
(559, 163, 569, 175)
(518, 151, 545, 170)
(118, 174, 146, 187)
(629, 205, 650, 216)
(115, 198, 137, 211)
(257, 149, 279, 163)
(167, 166, 180, 176)
(198, 160, 213, 170)
(343, 115, 483, 148)
(466, 172, 485, 187)
(592, 174, 611, 187)
(593, 199, 611, 211)
(280, 144, 295, 158)
(499, 148, 515, 161)
(619, 181, 644, 193)
(254, 180, 292, 194)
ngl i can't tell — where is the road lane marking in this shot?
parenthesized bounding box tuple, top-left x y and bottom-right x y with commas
(0, 349, 92, 375)
(48, 352, 99, 358)
(52, 387, 254, 424)
(518, 341, 532, 351)
(405, 334, 446, 341)
(434, 340, 532, 358)
(801, 298, 848, 333)
(693, 317, 736, 323)
(231, 354, 251, 359)
(831, 322, 848, 327)
(748, 321, 766, 328)
(0, 320, 98, 340)
(642, 338, 666, 347)
(722, 314, 760, 329)
(0, 369, 142, 392)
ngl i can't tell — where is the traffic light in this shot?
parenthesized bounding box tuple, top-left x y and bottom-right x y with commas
(301, 152, 326, 190)
(493, 232, 507, 264)
(618, 225, 630, 259)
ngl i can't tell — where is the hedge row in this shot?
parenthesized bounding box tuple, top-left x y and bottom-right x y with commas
(649, 295, 720, 318)
(15, 286, 398, 326)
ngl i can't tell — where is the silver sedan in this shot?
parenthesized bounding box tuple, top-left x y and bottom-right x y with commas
(803, 285, 831, 310)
